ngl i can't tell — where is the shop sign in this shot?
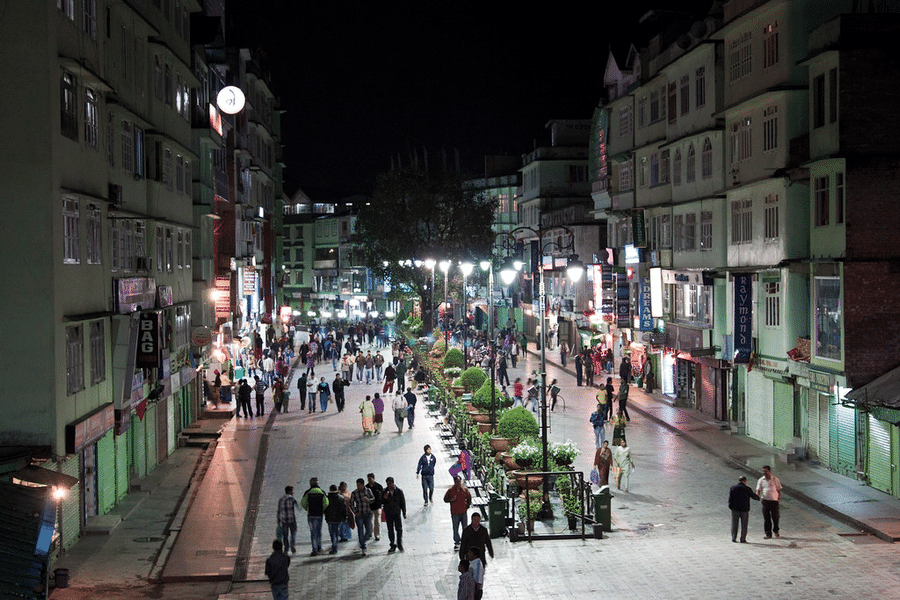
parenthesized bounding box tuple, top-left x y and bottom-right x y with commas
(136, 312, 159, 368)
(114, 277, 157, 314)
(616, 273, 630, 329)
(214, 276, 231, 318)
(632, 210, 647, 248)
(157, 285, 173, 307)
(755, 356, 789, 377)
(191, 326, 212, 347)
(638, 278, 653, 331)
(809, 368, 835, 393)
(733, 274, 752, 363)
(66, 403, 115, 453)
(243, 266, 257, 296)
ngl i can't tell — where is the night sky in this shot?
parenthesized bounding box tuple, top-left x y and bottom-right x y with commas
(227, 1, 712, 201)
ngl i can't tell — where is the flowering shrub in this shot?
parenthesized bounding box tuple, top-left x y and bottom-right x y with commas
(550, 440, 580, 464)
(510, 437, 542, 464)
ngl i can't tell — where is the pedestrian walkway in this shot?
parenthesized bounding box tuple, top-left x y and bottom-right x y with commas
(528, 345, 900, 542)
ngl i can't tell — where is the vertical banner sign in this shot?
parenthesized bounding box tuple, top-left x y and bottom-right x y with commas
(733, 274, 753, 363)
(639, 278, 653, 331)
(616, 272, 631, 329)
(136, 312, 159, 368)
(215, 276, 231, 318)
(632, 210, 647, 248)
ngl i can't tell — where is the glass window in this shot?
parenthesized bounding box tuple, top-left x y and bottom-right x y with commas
(86, 203, 102, 264)
(684, 213, 696, 251)
(695, 67, 706, 108)
(673, 150, 682, 186)
(701, 138, 713, 179)
(729, 31, 752, 82)
(686, 144, 696, 183)
(763, 105, 778, 152)
(765, 280, 781, 327)
(815, 175, 830, 227)
(764, 194, 780, 240)
(680, 75, 690, 116)
(700, 211, 713, 251)
(731, 198, 752, 244)
(63, 197, 80, 264)
(66, 325, 85, 395)
(763, 22, 779, 69)
(815, 277, 841, 360)
(61, 72, 78, 139)
(90, 320, 105, 384)
(84, 88, 98, 148)
(836, 172, 845, 224)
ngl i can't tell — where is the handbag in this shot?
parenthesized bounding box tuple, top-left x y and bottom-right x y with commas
(275, 522, 284, 540)
(589, 468, 600, 486)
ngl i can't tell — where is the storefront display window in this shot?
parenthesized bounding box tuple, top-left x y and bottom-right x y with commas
(815, 277, 841, 360)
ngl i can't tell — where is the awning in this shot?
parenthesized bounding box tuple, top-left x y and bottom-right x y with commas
(844, 365, 900, 409)
(10, 465, 79, 490)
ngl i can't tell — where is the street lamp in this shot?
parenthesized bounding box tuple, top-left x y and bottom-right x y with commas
(439, 260, 451, 348)
(424, 259, 436, 333)
(480, 259, 498, 432)
(459, 261, 474, 366)
(502, 226, 583, 519)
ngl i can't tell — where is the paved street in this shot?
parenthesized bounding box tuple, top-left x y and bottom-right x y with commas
(50, 337, 900, 600)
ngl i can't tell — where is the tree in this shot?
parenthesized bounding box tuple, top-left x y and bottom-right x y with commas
(354, 167, 495, 328)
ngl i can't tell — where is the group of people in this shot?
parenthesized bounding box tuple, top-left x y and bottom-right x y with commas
(358, 387, 419, 435)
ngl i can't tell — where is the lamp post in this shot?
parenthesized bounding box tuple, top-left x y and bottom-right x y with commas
(459, 261, 474, 366)
(424, 259, 436, 333)
(480, 259, 496, 432)
(499, 226, 583, 518)
(439, 260, 451, 349)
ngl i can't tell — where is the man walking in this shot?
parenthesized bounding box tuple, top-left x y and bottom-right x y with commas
(237, 379, 253, 418)
(383, 362, 396, 394)
(458, 513, 493, 563)
(254, 377, 268, 417)
(332, 373, 346, 412)
(756, 465, 783, 539)
(366, 473, 384, 541)
(559, 340, 569, 367)
(263, 354, 275, 385)
(497, 353, 510, 387)
(395, 357, 407, 392)
(405, 387, 417, 429)
(728, 475, 760, 543)
(265, 540, 290, 600)
(374, 351, 385, 380)
(350, 478, 375, 556)
(382, 476, 407, 553)
(300, 477, 329, 556)
(324, 484, 350, 555)
(443, 476, 471, 551)
(276, 486, 300, 554)
(392, 392, 407, 433)
(416, 445, 437, 505)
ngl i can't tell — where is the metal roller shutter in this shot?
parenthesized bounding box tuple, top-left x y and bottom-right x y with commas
(807, 392, 819, 459)
(60, 455, 82, 550)
(773, 381, 794, 450)
(746, 371, 773, 446)
(867, 415, 894, 495)
(167, 396, 176, 455)
(146, 404, 158, 472)
(115, 429, 129, 502)
(831, 402, 856, 477)
(96, 431, 116, 515)
(817, 393, 830, 467)
(131, 413, 147, 480)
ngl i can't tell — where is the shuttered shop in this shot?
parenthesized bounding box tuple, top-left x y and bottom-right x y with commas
(116, 428, 130, 502)
(96, 430, 116, 515)
(745, 371, 774, 446)
(867, 414, 895, 495)
(131, 413, 147, 480)
(807, 392, 831, 466)
(830, 402, 857, 477)
(772, 381, 794, 450)
(60, 454, 82, 550)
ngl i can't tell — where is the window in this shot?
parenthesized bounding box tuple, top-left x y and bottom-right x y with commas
(83, 88, 99, 148)
(638, 96, 647, 128)
(659, 85, 667, 121)
(731, 198, 752, 244)
(813, 74, 825, 129)
(175, 155, 184, 192)
(701, 138, 713, 179)
(660, 150, 670, 184)
(686, 144, 696, 183)
(695, 67, 706, 108)
(82, 0, 97, 39)
(183, 159, 190, 193)
(164, 63, 172, 107)
(66, 325, 84, 395)
(283, 248, 292, 263)
(836, 172, 845, 224)
(765, 280, 781, 327)
(763, 105, 778, 152)
(667, 82, 677, 124)
(673, 150, 682, 186)
(675, 284, 713, 327)
(700, 211, 713, 251)
(106, 111, 115, 166)
(121, 120, 134, 173)
(90, 321, 105, 384)
(184, 231, 191, 269)
(156, 225, 164, 272)
(619, 106, 633, 139)
(639, 156, 648, 188)
(135, 221, 145, 259)
(764, 194, 780, 240)
(815, 175, 830, 226)
(763, 22, 779, 69)
(86, 203, 101, 264)
(730, 118, 752, 165)
(61, 71, 78, 139)
(619, 160, 633, 191)
(684, 213, 696, 251)
(58, 0, 75, 20)
(829, 68, 838, 124)
(567, 164, 587, 183)
(680, 75, 690, 116)
(674, 214, 684, 251)
(166, 229, 174, 272)
(154, 55, 164, 100)
(63, 197, 80, 264)
(815, 277, 841, 360)
(651, 214, 672, 249)
(650, 153, 660, 186)
(163, 147, 173, 189)
(650, 90, 661, 123)
(729, 31, 752, 82)
(134, 126, 144, 177)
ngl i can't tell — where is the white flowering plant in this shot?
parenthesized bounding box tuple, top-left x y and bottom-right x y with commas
(550, 440, 580, 464)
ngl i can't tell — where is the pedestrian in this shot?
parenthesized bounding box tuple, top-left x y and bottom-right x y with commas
(590, 403, 606, 449)
(383, 362, 396, 393)
(414, 366, 426, 387)
(643, 356, 654, 393)
(729, 475, 760, 543)
(617, 380, 631, 421)
(527, 379, 539, 413)
(263, 354, 275, 385)
(549, 378, 560, 411)
(364, 351, 375, 384)
(276, 485, 300, 554)
(416, 445, 436, 505)
(265, 540, 290, 600)
(443, 476, 471, 551)
(273, 377, 286, 413)
(604, 348, 613, 374)
(458, 559, 475, 600)
(255, 377, 268, 417)
(324, 484, 349, 554)
(317, 376, 331, 413)
(466, 546, 486, 600)
(332, 373, 346, 412)
(604, 377, 615, 419)
(296, 373, 308, 412)
(756, 465, 783, 539)
(458, 513, 493, 563)
(350, 478, 375, 555)
(595, 386, 609, 431)
(619, 355, 632, 385)
(614, 437, 635, 492)
(395, 357, 407, 392)
(510, 339, 519, 368)
(574, 352, 583, 386)
(497, 354, 510, 387)
(372, 393, 384, 434)
(611, 408, 627, 446)
(360, 394, 375, 435)
(374, 351, 385, 380)
(382, 477, 407, 553)
(593, 440, 613, 487)
(513, 378, 524, 408)
(341, 354, 352, 386)
(457, 442, 473, 481)
(366, 473, 384, 542)
(305, 351, 316, 378)
(560, 340, 569, 367)
(392, 391, 407, 433)
(585, 351, 595, 386)
(238, 378, 253, 417)
(338, 481, 355, 541)
(300, 477, 328, 556)
(306, 376, 317, 413)
(405, 387, 417, 428)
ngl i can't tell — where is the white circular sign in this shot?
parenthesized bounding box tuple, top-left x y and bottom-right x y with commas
(191, 326, 212, 347)
(216, 86, 245, 115)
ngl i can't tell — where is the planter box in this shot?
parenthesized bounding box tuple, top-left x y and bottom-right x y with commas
(511, 470, 543, 490)
(469, 412, 491, 423)
(477, 422, 493, 434)
(500, 453, 519, 471)
(489, 437, 511, 453)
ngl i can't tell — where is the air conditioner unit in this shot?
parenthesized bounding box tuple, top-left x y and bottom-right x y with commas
(135, 256, 151, 271)
(108, 183, 123, 208)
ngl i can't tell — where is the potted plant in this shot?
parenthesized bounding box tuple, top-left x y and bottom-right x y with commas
(550, 440, 580, 467)
(510, 437, 542, 469)
(441, 348, 465, 370)
(458, 367, 488, 393)
(517, 490, 543, 532)
(496, 407, 539, 445)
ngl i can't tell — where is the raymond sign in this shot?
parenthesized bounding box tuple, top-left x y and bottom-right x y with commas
(733, 274, 753, 363)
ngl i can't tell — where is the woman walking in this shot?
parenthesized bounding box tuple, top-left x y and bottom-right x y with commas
(614, 438, 635, 492)
(611, 409, 628, 447)
(360, 395, 375, 435)
(372, 393, 384, 434)
(317, 376, 331, 413)
(593, 440, 613, 487)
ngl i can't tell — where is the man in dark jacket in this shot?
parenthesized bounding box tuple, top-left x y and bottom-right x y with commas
(265, 540, 290, 600)
(728, 475, 760, 543)
(237, 379, 253, 418)
(254, 377, 268, 417)
(459, 513, 494, 563)
(382, 476, 407, 553)
(301, 477, 329, 556)
(332, 373, 346, 412)
(324, 484, 350, 554)
(296, 373, 307, 412)
(366, 473, 384, 542)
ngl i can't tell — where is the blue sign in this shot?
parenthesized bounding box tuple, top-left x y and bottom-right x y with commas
(639, 278, 653, 331)
(733, 274, 753, 363)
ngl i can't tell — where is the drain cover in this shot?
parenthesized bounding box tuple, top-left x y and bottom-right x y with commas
(133, 537, 165, 543)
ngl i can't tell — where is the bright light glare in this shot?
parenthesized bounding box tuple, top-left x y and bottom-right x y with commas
(459, 262, 474, 277)
(439, 260, 451, 273)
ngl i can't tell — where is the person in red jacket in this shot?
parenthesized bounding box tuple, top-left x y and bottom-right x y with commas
(443, 476, 472, 551)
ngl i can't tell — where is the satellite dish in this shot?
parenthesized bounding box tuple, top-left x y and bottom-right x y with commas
(216, 86, 245, 115)
(690, 20, 708, 39)
(677, 34, 692, 49)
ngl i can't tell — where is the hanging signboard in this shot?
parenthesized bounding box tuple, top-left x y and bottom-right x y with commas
(733, 274, 753, 363)
(632, 210, 647, 248)
(616, 273, 631, 329)
(639, 278, 653, 331)
(136, 312, 160, 368)
(215, 276, 231, 318)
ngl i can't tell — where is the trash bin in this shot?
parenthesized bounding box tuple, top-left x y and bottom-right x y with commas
(54, 568, 70, 588)
(488, 493, 508, 538)
(234, 366, 245, 381)
(594, 485, 612, 537)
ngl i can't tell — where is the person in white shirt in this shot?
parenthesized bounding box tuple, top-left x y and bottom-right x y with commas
(756, 465, 783, 539)
(392, 391, 407, 433)
(263, 355, 275, 385)
(466, 546, 485, 600)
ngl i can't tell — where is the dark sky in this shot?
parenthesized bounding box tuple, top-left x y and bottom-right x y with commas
(227, 1, 711, 201)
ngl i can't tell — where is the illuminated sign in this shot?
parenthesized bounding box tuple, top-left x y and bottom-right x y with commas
(733, 274, 753, 363)
(136, 312, 159, 368)
(216, 86, 245, 114)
